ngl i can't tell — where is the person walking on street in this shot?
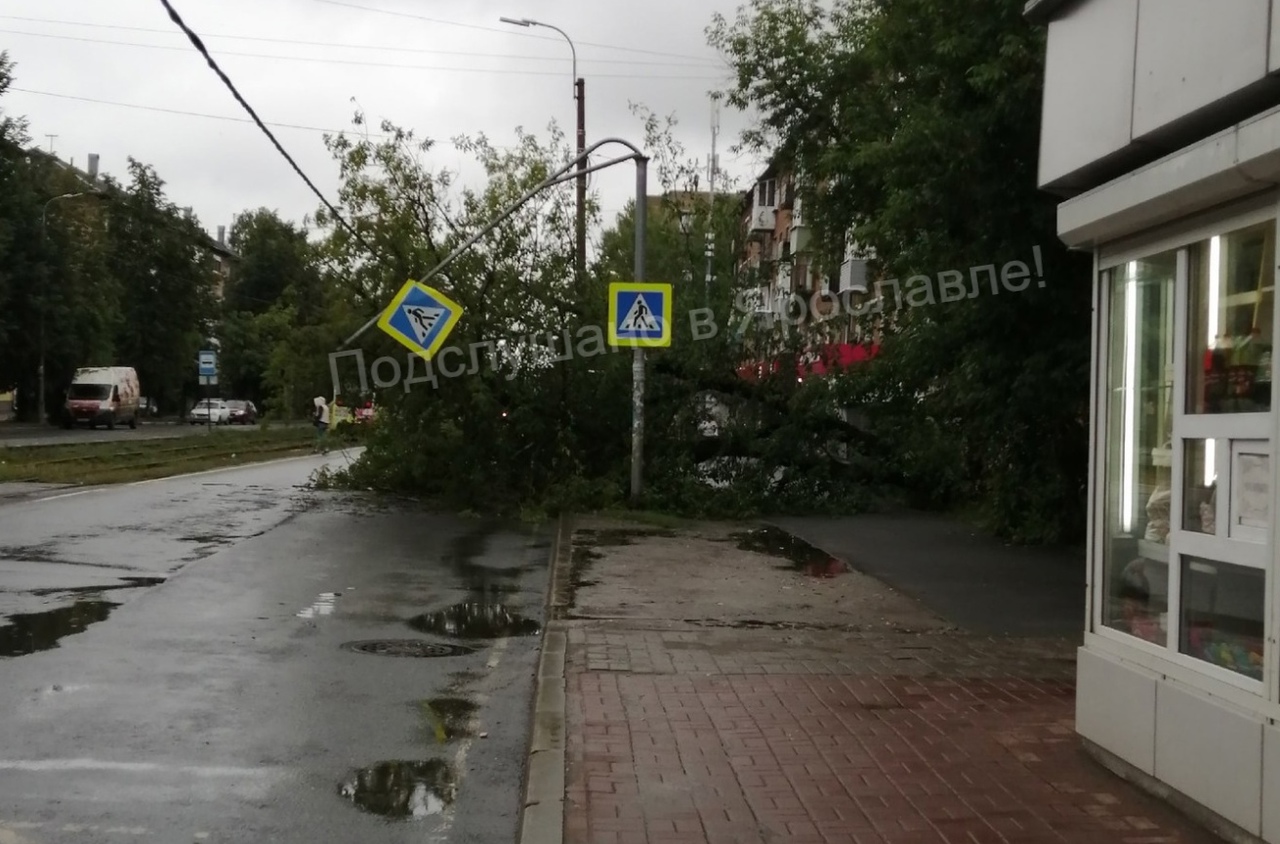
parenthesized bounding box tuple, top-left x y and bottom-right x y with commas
(312, 395, 330, 453)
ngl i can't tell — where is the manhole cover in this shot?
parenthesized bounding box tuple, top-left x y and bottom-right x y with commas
(343, 640, 476, 658)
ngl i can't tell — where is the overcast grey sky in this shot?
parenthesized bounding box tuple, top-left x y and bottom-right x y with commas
(2, 0, 769, 250)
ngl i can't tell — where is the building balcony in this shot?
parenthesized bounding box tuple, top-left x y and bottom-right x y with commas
(789, 224, 811, 256)
(749, 204, 777, 233)
(838, 258, 868, 294)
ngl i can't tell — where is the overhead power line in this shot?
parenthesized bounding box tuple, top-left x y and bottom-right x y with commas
(0, 28, 726, 79)
(0, 15, 724, 68)
(9, 86, 388, 137)
(9, 86, 531, 151)
(154, 0, 381, 263)
(312, 0, 718, 63)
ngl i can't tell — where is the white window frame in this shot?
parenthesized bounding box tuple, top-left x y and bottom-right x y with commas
(1088, 193, 1279, 711)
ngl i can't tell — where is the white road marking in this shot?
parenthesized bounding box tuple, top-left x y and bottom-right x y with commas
(33, 489, 97, 502)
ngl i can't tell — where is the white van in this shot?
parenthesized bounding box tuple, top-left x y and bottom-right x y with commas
(63, 366, 141, 429)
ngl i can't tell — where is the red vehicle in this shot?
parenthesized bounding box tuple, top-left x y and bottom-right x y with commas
(226, 400, 258, 424)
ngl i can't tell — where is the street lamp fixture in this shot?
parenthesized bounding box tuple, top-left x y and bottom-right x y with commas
(499, 14, 586, 286)
(42, 190, 108, 236)
(498, 17, 576, 85)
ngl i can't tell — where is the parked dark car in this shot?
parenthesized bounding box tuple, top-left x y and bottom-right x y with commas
(226, 400, 258, 425)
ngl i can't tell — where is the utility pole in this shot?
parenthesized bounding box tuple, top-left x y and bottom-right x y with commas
(498, 17, 585, 288)
(45, 134, 57, 154)
(631, 158, 647, 502)
(576, 78, 587, 287)
(706, 101, 719, 306)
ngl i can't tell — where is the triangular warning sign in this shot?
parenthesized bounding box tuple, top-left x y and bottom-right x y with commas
(620, 294, 659, 332)
(402, 304, 446, 344)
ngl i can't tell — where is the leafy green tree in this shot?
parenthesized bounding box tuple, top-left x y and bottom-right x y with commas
(594, 108, 883, 514)
(218, 208, 323, 405)
(225, 208, 318, 315)
(709, 0, 1093, 542)
(108, 160, 219, 414)
(309, 115, 634, 510)
(0, 52, 121, 419)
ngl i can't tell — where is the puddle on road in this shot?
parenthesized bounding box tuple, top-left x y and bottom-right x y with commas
(418, 697, 478, 743)
(338, 759, 456, 819)
(444, 523, 543, 584)
(0, 599, 119, 657)
(181, 534, 236, 545)
(407, 602, 541, 639)
(0, 544, 63, 563)
(731, 526, 849, 578)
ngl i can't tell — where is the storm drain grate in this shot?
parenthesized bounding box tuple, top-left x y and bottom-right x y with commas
(343, 639, 476, 658)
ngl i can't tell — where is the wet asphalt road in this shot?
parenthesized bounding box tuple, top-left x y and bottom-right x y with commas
(0, 452, 551, 843)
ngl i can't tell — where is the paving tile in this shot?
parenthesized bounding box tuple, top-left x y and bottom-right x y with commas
(561, 533, 1221, 844)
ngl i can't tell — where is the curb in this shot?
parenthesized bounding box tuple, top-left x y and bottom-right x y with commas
(520, 514, 571, 844)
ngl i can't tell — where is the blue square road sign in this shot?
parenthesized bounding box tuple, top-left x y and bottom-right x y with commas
(377, 280, 464, 360)
(608, 282, 672, 348)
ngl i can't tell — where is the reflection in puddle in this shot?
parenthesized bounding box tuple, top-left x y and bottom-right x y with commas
(0, 599, 119, 657)
(408, 602, 541, 639)
(338, 759, 456, 819)
(297, 592, 341, 618)
(419, 697, 478, 743)
(732, 527, 849, 578)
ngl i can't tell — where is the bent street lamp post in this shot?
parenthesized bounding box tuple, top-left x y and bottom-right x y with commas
(499, 16, 586, 290)
(40, 191, 106, 424)
(340, 138, 651, 501)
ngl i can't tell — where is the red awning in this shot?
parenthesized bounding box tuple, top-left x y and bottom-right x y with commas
(736, 342, 879, 382)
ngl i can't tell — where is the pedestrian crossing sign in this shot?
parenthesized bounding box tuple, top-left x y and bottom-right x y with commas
(608, 282, 672, 348)
(376, 279, 463, 360)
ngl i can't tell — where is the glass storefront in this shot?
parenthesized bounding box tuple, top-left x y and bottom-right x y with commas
(1102, 253, 1175, 646)
(1186, 222, 1274, 415)
(1099, 215, 1274, 689)
(1179, 557, 1265, 681)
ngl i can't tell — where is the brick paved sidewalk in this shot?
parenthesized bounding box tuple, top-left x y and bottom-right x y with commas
(558, 518, 1219, 844)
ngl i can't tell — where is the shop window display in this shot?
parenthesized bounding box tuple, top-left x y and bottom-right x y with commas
(1181, 439, 1215, 534)
(1103, 254, 1175, 645)
(1186, 222, 1274, 415)
(1179, 557, 1265, 681)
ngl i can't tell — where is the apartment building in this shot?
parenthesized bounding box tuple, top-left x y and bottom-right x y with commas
(208, 224, 235, 301)
(735, 159, 879, 379)
(34, 148, 237, 300)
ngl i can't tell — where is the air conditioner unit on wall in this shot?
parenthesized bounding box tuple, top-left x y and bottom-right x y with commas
(839, 258, 868, 294)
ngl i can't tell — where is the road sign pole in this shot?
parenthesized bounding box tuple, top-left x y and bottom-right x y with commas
(631, 157, 648, 503)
